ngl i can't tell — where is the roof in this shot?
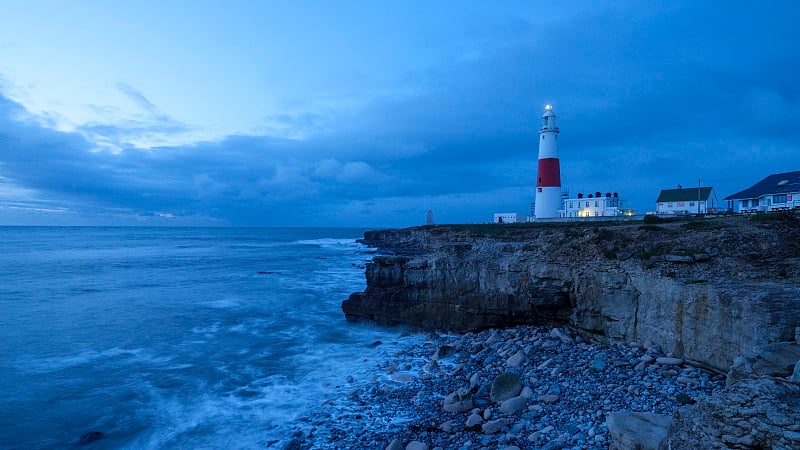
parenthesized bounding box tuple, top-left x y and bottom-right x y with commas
(657, 187, 713, 203)
(723, 170, 800, 200)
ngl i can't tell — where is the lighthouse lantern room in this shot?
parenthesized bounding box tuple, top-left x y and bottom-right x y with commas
(534, 104, 562, 219)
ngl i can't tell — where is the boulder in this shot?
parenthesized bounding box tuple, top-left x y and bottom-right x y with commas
(606, 411, 671, 450)
(755, 342, 800, 376)
(443, 391, 473, 413)
(506, 350, 526, 367)
(482, 418, 512, 434)
(385, 439, 404, 450)
(499, 395, 527, 415)
(490, 372, 522, 402)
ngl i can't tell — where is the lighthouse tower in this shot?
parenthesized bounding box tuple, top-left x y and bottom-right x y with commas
(534, 105, 561, 219)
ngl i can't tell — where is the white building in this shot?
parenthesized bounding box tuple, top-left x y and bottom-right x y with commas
(493, 213, 518, 224)
(560, 191, 627, 218)
(655, 186, 716, 215)
(724, 170, 800, 213)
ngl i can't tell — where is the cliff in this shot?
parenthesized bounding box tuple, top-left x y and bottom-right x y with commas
(343, 214, 800, 372)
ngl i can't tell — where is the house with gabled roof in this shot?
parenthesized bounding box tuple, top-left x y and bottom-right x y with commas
(723, 170, 800, 213)
(655, 186, 717, 215)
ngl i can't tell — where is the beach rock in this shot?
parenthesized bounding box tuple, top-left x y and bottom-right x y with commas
(385, 439, 404, 450)
(591, 352, 608, 371)
(537, 394, 560, 404)
(443, 391, 474, 413)
(754, 342, 800, 375)
(520, 386, 533, 399)
(726, 356, 755, 385)
(433, 345, 456, 361)
(499, 395, 527, 415)
(664, 378, 800, 449)
(655, 357, 683, 366)
(465, 413, 483, 428)
(482, 418, 512, 434)
(406, 441, 428, 450)
(550, 328, 573, 344)
(438, 421, 455, 433)
(506, 350, 526, 367)
(606, 411, 671, 450)
(791, 361, 800, 382)
(490, 372, 522, 402)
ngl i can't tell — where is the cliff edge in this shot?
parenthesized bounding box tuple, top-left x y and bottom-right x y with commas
(343, 214, 800, 372)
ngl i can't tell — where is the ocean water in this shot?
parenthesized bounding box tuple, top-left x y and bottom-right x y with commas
(0, 227, 415, 449)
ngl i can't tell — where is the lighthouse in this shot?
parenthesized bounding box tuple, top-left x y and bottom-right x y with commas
(534, 104, 561, 219)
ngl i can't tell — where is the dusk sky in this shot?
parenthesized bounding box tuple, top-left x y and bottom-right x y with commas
(0, 1, 798, 227)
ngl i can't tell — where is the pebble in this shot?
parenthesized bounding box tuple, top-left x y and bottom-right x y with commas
(406, 441, 428, 450)
(656, 357, 684, 366)
(290, 324, 724, 449)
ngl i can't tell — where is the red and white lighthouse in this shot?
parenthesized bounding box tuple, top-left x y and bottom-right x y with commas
(534, 104, 561, 219)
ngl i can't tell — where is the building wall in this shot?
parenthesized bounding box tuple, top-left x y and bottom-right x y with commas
(656, 199, 710, 215)
(734, 192, 800, 212)
(493, 213, 518, 224)
(560, 196, 621, 218)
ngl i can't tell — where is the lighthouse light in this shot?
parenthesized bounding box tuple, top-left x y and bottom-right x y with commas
(545, 104, 552, 111)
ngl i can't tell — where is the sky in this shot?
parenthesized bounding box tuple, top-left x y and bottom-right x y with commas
(0, 1, 798, 227)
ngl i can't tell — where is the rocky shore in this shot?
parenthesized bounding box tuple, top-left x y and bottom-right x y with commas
(287, 325, 727, 449)
(282, 214, 800, 449)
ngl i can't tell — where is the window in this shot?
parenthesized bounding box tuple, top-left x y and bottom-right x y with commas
(595, 201, 599, 207)
(741, 200, 749, 208)
(774, 194, 787, 204)
(689, 202, 695, 207)
(585, 201, 589, 207)
(668, 203, 673, 207)
(541, 135, 545, 140)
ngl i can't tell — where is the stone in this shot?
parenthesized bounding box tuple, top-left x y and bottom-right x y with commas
(385, 439, 404, 450)
(483, 407, 492, 420)
(664, 254, 694, 263)
(606, 411, 671, 450)
(506, 350, 526, 367)
(792, 361, 800, 383)
(443, 391, 474, 413)
(501, 447, 521, 450)
(537, 394, 560, 404)
(490, 372, 522, 402)
(591, 352, 608, 371)
(550, 328, 574, 344)
(727, 356, 755, 386)
(499, 395, 527, 415)
(796, 326, 800, 344)
(520, 386, 533, 399)
(633, 361, 647, 371)
(655, 357, 683, 366)
(433, 345, 456, 361)
(438, 421, 455, 432)
(640, 354, 655, 363)
(406, 441, 428, 450)
(465, 413, 483, 428)
(482, 418, 512, 434)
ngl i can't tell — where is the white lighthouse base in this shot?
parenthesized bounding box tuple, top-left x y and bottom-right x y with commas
(535, 186, 561, 219)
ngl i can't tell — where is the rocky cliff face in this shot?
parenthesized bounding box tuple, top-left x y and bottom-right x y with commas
(343, 215, 800, 372)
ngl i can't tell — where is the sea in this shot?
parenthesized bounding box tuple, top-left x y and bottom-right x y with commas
(0, 227, 419, 449)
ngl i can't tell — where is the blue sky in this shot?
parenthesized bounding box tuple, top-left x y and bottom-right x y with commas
(0, 1, 798, 227)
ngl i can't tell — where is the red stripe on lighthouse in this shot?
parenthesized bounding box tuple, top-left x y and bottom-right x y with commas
(536, 158, 561, 187)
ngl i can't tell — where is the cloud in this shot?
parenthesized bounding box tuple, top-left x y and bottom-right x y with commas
(0, 2, 799, 226)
